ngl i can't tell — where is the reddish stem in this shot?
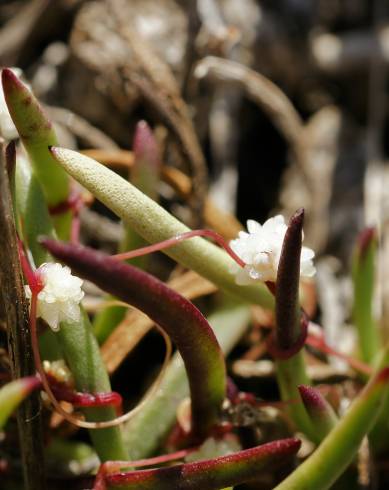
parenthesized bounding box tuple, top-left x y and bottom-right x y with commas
(28, 373, 123, 411)
(70, 212, 81, 244)
(69, 390, 122, 408)
(113, 229, 246, 268)
(17, 238, 42, 293)
(232, 391, 298, 409)
(94, 448, 199, 490)
(41, 238, 225, 440)
(258, 321, 372, 375)
(47, 375, 123, 408)
(306, 332, 372, 376)
(101, 447, 198, 473)
(48, 190, 83, 215)
(100, 438, 301, 490)
(28, 291, 110, 428)
(27, 283, 173, 429)
(49, 188, 83, 244)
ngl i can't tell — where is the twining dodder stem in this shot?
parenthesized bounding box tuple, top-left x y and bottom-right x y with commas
(113, 229, 245, 267)
(0, 146, 46, 490)
(42, 238, 227, 441)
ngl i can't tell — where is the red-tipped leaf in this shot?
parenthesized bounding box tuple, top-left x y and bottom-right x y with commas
(100, 438, 301, 490)
(274, 209, 306, 357)
(298, 385, 338, 441)
(41, 238, 226, 440)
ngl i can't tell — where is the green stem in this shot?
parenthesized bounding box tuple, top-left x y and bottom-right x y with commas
(274, 368, 389, 490)
(123, 297, 251, 459)
(276, 353, 316, 441)
(42, 238, 227, 441)
(58, 312, 128, 461)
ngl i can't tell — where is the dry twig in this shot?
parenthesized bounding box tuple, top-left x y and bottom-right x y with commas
(0, 144, 46, 490)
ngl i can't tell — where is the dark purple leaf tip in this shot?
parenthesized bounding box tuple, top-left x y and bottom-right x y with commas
(133, 120, 160, 168)
(298, 385, 329, 414)
(356, 227, 376, 260)
(272, 209, 307, 358)
(2, 68, 28, 103)
(2, 67, 19, 88)
(40, 237, 226, 440)
(375, 367, 389, 385)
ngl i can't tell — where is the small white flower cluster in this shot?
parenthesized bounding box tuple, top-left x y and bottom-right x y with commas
(43, 359, 74, 385)
(0, 67, 31, 140)
(185, 436, 241, 463)
(25, 263, 84, 332)
(229, 215, 316, 285)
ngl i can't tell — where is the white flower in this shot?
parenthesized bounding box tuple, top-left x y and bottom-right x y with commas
(43, 359, 74, 385)
(0, 67, 31, 140)
(25, 263, 84, 332)
(229, 215, 316, 285)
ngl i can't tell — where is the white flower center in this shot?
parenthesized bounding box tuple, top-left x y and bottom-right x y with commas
(229, 215, 316, 285)
(25, 263, 84, 331)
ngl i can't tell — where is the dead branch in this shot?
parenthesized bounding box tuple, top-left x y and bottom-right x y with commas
(0, 144, 46, 490)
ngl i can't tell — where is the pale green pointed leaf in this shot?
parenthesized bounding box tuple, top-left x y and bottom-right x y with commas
(50, 147, 274, 309)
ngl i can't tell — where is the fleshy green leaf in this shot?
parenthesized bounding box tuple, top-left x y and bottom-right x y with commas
(2, 68, 69, 205)
(298, 385, 338, 441)
(12, 140, 127, 462)
(49, 147, 274, 309)
(14, 151, 55, 265)
(273, 210, 314, 441)
(0, 376, 40, 429)
(99, 438, 301, 490)
(42, 238, 227, 440)
(274, 368, 389, 490)
(94, 121, 161, 342)
(2, 68, 71, 238)
(58, 311, 128, 461)
(352, 227, 379, 364)
(123, 297, 251, 459)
